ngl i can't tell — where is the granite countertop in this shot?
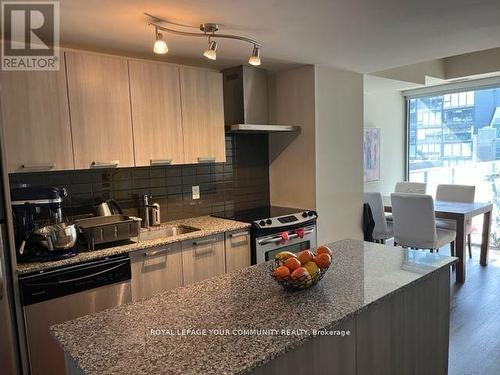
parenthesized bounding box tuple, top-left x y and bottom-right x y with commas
(17, 216, 250, 275)
(51, 239, 457, 375)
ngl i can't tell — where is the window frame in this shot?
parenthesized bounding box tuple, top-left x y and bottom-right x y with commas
(405, 80, 500, 181)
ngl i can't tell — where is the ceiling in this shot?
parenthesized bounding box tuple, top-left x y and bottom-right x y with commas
(59, 0, 500, 73)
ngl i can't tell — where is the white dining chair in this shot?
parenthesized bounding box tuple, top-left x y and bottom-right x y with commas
(364, 192, 393, 243)
(394, 181, 427, 194)
(391, 193, 456, 251)
(435, 184, 475, 258)
(387, 181, 428, 223)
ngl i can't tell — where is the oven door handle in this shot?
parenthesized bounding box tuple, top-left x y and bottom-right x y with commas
(257, 237, 282, 245)
(257, 228, 314, 245)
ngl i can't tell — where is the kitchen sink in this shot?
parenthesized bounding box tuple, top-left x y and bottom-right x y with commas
(139, 225, 200, 241)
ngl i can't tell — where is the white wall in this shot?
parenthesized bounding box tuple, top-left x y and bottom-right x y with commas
(314, 66, 364, 243)
(268, 65, 364, 244)
(363, 75, 406, 195)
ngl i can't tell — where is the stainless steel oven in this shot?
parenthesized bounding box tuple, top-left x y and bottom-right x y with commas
(254, 224, 316, 263)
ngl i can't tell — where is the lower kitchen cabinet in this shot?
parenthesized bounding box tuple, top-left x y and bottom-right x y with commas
(181, 234, 225, 285)
(225, 230, 251, 273)
(130, 243, 183, 301)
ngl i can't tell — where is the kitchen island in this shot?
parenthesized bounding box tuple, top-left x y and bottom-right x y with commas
(51, 239, 456, 375)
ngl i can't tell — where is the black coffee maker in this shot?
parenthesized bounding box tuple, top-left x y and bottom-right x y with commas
(11, 187, 75, 261)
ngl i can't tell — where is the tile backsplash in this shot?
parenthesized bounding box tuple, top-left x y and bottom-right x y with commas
(9, 134, 270, 223)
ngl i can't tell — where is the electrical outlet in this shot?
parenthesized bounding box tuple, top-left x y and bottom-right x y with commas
(192, 185, 200, 200)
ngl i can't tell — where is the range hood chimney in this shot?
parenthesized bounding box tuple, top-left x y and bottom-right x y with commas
(223, 66, 299, 133)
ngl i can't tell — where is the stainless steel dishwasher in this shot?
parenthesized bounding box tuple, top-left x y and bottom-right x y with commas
(19, 255, 132, 375)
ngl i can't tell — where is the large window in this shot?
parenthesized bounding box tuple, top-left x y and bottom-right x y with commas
(407, 86, 500, 246)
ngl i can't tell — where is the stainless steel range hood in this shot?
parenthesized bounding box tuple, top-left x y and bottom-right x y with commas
(223, 66, 300, 133)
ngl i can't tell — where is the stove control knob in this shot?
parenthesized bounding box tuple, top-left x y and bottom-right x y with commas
(302, 212, 308, 218)
(259, 220, 266, 226)
(308, 211, 315, 217)
(266, 219, 272, 225)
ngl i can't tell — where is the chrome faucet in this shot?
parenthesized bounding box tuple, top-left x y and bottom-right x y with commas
(142, 194, 159, 228)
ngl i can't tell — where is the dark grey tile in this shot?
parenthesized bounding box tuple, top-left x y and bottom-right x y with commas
(182, 166, 197, 176)
(67, 183, 90, 195)
(132, 188, 150, 197)
(182, 175, 197, 185)
(114, 180, 132, 191)
(166, 166, 182, 177)
(112, 169, 132, 181)
(211, 165, 224, 174)
(167, 185, 182, 195)
(196, 165, 211, 175)
(166, 176, 182, 186)
(132, 168, 150, 179)
(150, 187, 167, 197)
(149, 177, 166, 188)
(197, 174, 210, 184)
(132, 178, 149, 189)
(113, 190, 133, 200)
(149, 167, 166, 178)
(211, 173, 224, 183)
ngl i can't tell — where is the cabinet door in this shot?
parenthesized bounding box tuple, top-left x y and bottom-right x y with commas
(128, 60, 184, 166)
(225, 230, 251, 272)
(130, 243, 183, 302)
(65, 51, 134, 169)
(181, 234, 225, 285)
(179, 68, 225, 163)
(0, 67, 74, 172)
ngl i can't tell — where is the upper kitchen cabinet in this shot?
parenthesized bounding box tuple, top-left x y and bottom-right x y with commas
(65, 51, 135, 169)
(179, 67, 225, 163)
(128, 60, 184, 166)
(0, 68, 74, 173)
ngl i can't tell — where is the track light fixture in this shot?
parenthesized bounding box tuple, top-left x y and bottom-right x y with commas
(203, 38, 218, 60)
(153, 28, 168, 54)
(146, 13, 262, 65)
(248, 45, 261, 66)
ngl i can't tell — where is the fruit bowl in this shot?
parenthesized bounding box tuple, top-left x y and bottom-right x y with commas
(270, 247, 332, 291)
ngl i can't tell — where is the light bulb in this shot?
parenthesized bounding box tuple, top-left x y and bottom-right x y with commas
(248, 45, 261, 66)
(153, 31, 168, 54)
(203, 40, 217, 60)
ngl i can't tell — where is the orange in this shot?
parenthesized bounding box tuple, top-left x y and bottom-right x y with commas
(291, 267, 310, 280)
(314, 253, 332, 268)
(316, 245, 333, 257)
(274, 266, 291, 280)
(297, 250, 314, 265)
(284, 257, 301, 272)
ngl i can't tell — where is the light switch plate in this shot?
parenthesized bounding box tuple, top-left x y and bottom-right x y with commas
(192, 185, 200, 200)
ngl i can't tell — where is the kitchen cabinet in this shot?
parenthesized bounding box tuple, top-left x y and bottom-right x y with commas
(130, 243, 183, 301)
(65, 51, 135, 169)
(225, 230, 251, 272)
(181, 234, 225, 285)
(128, 60, 185, 166)
(0, 67, 74, 172)
(179, 67, 225, 164)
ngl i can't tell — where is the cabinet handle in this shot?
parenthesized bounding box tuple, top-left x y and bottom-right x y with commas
(150, 159, 172, 166)
(20, 163, 56, 171)
(144, 247, 171, 257)
(194, 246, 215, 256)
(197, 157, 216, 163)
(91, 160, 119, 168)
(230, 231, 248, 238)
(194, 238, 217, 246)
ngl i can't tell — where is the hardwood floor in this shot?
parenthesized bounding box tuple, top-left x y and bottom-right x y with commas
(445, 246, 500, 375)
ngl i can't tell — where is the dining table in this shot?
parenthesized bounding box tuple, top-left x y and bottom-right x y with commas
(383, 196, 493, 283)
